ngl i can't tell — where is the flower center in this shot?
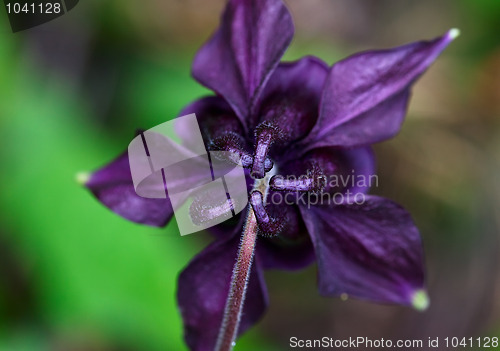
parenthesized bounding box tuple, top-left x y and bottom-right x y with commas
(249, 190, 283, 237)
(210, 132, 273, 171)
(203, 122, 327, 237)
(270, 162, 326, 193)
(250, 122, 282, 179)
(246, 123, 326, 236)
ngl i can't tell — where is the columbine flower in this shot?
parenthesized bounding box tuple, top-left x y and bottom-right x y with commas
(83, 0, 458, 350)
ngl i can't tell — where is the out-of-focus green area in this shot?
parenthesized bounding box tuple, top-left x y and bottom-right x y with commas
(0, 0, 499, 350)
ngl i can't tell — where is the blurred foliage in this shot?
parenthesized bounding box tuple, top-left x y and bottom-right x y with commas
(0, 30, 191, 351)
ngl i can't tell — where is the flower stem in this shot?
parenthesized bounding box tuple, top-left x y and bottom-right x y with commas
(215, 172, 272, 351)
(215, 206, 258, 351)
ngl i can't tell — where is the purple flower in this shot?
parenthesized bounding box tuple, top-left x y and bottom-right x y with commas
(83, 0, 457, 350)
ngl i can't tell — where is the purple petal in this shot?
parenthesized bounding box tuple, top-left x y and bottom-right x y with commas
(85, 152, 173, 227)
(255, 56, 329, 153)
(177, 96, 246, 150)
(305, 29, 458, 149)
(300, 196, 426, 305)
(177, 237, 268, 351)
(192, 0, 294, 128)
(279, 146, 375, 195)
(256, 203, 316, 271)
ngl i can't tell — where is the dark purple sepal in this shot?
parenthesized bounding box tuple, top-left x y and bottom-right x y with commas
(300, 196, 426, 305)
(256, 203, 316, 271)
(255, 56, 329, 148)
(85, 152, 173, 227)
(177, 96, 245, 151)
(192, 0, 294, 129)
(305, 30, 458, 149)
(177, 236, 268, 351)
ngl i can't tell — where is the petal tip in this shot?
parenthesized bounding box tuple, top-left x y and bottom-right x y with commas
(75, 171, 91, 186)
(447, 28, 461, 41)
(411, 289, 430, 311)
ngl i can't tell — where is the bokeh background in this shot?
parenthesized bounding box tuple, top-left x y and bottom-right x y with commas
(1, 0, 499, 350)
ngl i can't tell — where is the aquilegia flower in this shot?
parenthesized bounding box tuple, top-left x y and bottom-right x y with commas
(83, 0, 458, 350)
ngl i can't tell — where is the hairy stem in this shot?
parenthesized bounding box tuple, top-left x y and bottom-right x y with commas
(215, 179, 269, 351)
(214, 207, 258, 351)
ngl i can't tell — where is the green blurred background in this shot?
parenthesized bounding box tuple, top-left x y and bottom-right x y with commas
(0, 0, 499, 350)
